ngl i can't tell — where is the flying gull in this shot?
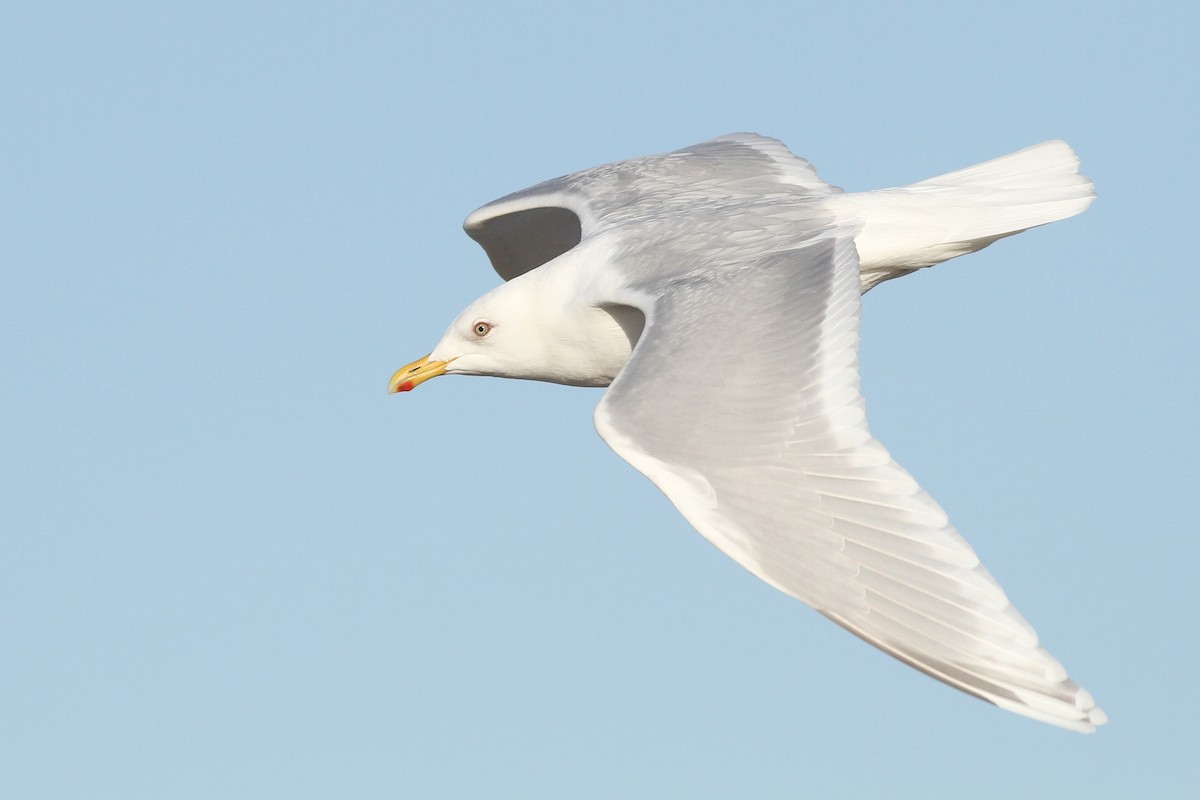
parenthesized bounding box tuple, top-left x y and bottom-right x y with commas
(390, 133, 1104, 731)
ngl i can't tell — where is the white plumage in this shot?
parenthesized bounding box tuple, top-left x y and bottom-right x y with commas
(391, 134, 1104, 731)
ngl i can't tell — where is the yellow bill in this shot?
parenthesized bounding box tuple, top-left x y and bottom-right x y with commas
(389, 354, 450, 393)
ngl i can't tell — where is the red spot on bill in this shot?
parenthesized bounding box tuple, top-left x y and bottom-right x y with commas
(398, 380, 415, 392)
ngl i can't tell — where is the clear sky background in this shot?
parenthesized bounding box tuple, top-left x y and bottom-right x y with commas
(3, 2, 1197, 798)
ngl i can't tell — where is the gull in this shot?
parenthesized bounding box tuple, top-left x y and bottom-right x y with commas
(390, 134, 1104, 731)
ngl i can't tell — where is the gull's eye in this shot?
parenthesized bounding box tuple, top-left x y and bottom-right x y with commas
(472, 321, 492, 337)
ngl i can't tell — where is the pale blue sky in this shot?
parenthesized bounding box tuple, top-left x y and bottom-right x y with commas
(2, 2, 1197, 798)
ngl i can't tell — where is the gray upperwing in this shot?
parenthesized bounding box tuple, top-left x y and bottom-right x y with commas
(464, 133, 841, 281)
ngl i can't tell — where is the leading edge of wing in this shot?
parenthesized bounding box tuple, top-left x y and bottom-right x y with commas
(463, 186, 591, 282)
(592, 235, 1105, 731)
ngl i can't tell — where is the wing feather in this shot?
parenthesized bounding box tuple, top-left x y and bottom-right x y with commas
(593, 235, 1105, 731)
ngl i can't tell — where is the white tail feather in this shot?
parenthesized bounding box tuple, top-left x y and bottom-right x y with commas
(830, 140, 1095, 291)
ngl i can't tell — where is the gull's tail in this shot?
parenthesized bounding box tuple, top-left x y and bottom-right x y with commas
(830, 140, 1095, 291)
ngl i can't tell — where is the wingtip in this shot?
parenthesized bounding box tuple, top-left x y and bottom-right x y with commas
(988, 682, 1108, 733)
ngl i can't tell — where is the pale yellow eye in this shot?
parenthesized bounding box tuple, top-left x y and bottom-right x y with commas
(473, 321, 492, 337)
